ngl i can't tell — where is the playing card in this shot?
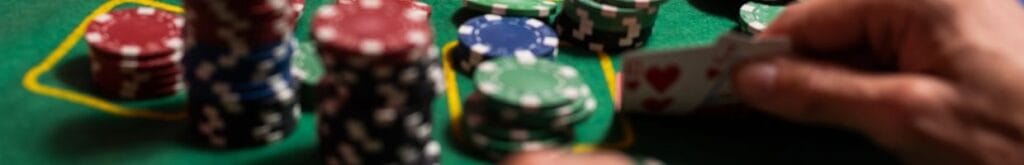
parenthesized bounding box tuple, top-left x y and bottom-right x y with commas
(620, 32, 791, 114)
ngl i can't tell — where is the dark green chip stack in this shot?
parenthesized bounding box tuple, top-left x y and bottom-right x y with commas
(454, 0, 559, 25)
(454, 56, 597, 160)
(555, 0, 667, 53)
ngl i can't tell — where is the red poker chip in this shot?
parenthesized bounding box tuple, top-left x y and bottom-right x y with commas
(89, 51, 181, 70)
(96, 82, 182, 100)
(89, 48, 178, 62)
(91, 61, 182, 76)
(290, 0, 305, 25)
(410, 0, 431, 17)
(316, 41, 435, 66)
(94, 74, 182, 92)
(86, 7, 183, 58)
(92, 64, 182, 83)
(312, 0, 432, 58)
(334, 0, 428, 14)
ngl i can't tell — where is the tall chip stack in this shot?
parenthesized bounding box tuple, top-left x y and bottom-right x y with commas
(555, 0, 666, 53)
(85, 7, 185, 100)
(455, 56, 597, 160)
(312, 0, 444, 164)
(451, 14, 559, 75)
(181, 0, 306, 148)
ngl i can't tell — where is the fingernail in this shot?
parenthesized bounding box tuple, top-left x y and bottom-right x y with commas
(737, 62, 778, 97)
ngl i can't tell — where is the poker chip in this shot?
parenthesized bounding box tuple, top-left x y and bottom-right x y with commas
(463, 0, 558, 17)
(86, 7, 183, 57)
(312, 0, 431, 59)
(594, 0, 668, 9)
(552, 15, 652, 53)
(182, 0, 301, 148)
(85, 7, 184, 100)
(462, 107, 568, 141)
(739, 1, 785, 34)
(474, 57, 584, 109)
(182, 0, 300, 46)
(410, 0, 432, 17)
(313, 1, 440, 164)
(450, 14, 559, 74)
(553, 0, 664, 53)
(452, 58, 594, 160)
(458, 14, 558, 60)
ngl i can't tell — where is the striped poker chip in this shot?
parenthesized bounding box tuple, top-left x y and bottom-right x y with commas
(312, 0, 432, 58)
(86, 7, 183, 57)
(457, 14, 558, 59)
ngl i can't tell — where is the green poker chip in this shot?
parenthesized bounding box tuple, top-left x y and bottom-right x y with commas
(594, 0, 668, 9)
(464, 0, 559, 17)
(461, 127, 571, 154)
(739, 1, 785, 33)
(293, 41, 324, 111)
(484, 84, 593, 120)
(515, 95, 598, 129)
(462, 110, 569, 141)
(473, 57, 585, 110)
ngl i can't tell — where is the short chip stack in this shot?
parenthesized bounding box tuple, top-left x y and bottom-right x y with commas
(555, 0, 666, 53)
(451, 14, 559, 74)
(85, 7, 184, 100)
(182, 0, 305, 148)
(455, 56, 597, 160)
(312, 0, 443, 164)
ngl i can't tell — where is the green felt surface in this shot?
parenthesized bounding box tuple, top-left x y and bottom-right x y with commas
(0, 0, 900, 164)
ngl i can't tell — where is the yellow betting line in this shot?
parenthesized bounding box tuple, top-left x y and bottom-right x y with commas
(21, 0, 185, 121)
(440, 41, 464, 140)
(595, 52, 635, 150)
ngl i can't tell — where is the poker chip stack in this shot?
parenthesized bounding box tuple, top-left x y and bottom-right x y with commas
(451, 14, 559, 75)
(85, 7, 185, 100)
(456, 56, 597, 160)
(555, 0, 666, 53)
(453, 0, 556, 28)
(181, 0, 306, 148)
(311, 0, 444, 164)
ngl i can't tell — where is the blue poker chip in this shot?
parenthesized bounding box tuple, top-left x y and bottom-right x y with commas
(184, 39, 296, 65)
(457, 14, 559, 58)
(187, 78, 299, 103)
(182, 55, 294, 83)
(182, 42, 295, 83)
(187, 73, 298, 99)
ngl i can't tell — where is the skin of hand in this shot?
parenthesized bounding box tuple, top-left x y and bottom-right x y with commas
(504, 0, 1024, 164)
(732, 0, 1024, 164)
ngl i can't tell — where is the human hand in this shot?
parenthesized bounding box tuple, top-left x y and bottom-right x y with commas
(732, 0, 1024, 164)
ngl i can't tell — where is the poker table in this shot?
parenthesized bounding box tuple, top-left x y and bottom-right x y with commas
(0, 0, 900, 164)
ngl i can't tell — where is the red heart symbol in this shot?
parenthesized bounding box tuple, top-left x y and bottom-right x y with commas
(644, 65, 680, 94)
(642, 97, 673, 112)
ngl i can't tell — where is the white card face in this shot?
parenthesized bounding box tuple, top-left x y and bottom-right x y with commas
(621, 46, 722, 113)
(620, 32, 791, 114)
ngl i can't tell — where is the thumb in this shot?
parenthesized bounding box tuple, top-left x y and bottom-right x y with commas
(731, 56, 957, 145)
